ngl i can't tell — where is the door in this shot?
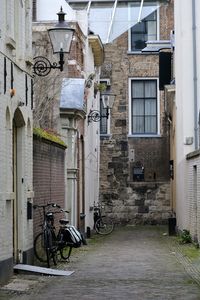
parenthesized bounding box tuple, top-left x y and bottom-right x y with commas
(12, 120, 18, 263)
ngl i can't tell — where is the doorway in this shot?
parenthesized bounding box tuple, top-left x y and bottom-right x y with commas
(12, 108, 25, 263)
(12, 120, 18, 262)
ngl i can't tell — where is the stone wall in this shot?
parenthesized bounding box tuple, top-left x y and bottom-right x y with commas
(99, 2, 174, 225)
(100, 182, 170, 225)
(100, 138, 171, 225)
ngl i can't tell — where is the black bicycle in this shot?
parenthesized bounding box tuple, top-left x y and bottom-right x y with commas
(33, 203, 75, 268)
(93, 203, 114, 235)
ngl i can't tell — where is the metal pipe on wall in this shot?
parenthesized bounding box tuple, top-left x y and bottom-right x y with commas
(192, 0, 198, 149)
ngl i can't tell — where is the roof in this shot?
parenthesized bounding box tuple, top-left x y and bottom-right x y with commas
(88, 34, 104, 66)
(60, 78, 86, 110)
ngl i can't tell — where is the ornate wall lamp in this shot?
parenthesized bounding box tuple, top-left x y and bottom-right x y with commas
(33, 7, 74, 77)
(88, 93, 116, 124)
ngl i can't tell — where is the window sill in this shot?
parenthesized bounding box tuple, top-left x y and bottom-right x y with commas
(100, 134, 112, 139)
(128, 134, 161, 138)
(127, 51, 158, 55)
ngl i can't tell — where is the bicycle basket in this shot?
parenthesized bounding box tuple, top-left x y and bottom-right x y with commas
(62, 226, 82, 248)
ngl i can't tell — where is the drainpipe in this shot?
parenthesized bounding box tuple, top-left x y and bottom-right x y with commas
(192, 0, 198, 149)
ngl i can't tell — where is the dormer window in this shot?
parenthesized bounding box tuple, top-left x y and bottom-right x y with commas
(129, 2, 159, 52)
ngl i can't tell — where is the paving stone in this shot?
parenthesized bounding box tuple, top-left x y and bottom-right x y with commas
(1, 226, 200, 300)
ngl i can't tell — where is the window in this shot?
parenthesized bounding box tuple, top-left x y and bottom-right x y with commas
(129, 2, 158, 52)
(100, 79, 111, 135)
(32, 0, 37, 21)
(69, 1, 159, 44)
(131, 79, 158, 135)
(131, 11, 157, 51)
(4, 58, 7, 94)
(11, 62, 14, 89)
(100, 97, 108, 134)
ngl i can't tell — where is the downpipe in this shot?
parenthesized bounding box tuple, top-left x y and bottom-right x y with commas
(192, 0, 198, 149)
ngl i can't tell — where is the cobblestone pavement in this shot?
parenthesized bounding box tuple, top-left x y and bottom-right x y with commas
(1, 225, 200, 300)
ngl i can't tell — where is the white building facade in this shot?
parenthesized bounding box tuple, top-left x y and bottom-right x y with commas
(174, 0, 200, 240)
(0, 0, 34, 283)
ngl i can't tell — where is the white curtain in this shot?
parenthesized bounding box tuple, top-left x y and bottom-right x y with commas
(132, 80, 157, 134)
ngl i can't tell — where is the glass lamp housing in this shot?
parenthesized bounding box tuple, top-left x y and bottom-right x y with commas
(102, 93, 116, 109)
(48, 27, 74, 54)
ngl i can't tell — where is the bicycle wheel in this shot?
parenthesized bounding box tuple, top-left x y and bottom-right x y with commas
(34, 231, 58, 267)
(34, 232, 48, 263)
(44, 229, 58, 268)
(60, 244, 73, 260)
(95, 216, 114, 235)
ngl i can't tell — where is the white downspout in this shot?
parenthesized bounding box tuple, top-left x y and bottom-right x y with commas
(192, 0, 198, 149)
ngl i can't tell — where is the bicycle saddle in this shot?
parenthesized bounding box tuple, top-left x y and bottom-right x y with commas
(59, 218, 69, 225)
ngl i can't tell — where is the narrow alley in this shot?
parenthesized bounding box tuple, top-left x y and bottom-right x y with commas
(1, 226, 200, 300)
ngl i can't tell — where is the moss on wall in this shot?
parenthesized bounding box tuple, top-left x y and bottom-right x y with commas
(33, 127, 67, 148)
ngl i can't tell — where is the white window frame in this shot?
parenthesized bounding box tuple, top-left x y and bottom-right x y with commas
(128, 77, 160, 137)
(128, 2, 160, 53)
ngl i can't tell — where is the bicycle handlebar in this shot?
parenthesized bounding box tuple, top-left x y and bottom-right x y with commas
(53, 209, 70, 214)
(33, 203, 69, 214)
(33, 203, 60, 209)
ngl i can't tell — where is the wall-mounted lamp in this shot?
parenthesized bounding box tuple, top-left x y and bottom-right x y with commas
(33, 7, 74, 77)
(88, 93, 115, 124)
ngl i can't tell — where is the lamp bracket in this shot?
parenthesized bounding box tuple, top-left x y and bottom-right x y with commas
(88, 108, 109, 124)
(88, 110, 101, 123)
(33, 55, 64, 77)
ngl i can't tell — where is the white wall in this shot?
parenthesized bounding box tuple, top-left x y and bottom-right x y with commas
(83, 43, 101, 231)
(175, 0, 200, 231)
(0, 0, 33, 271)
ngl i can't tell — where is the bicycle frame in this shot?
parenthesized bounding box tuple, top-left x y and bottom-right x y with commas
(93, 202, 114, 235)
(33, 203, 78, 266)
(33, 203, 62, 267)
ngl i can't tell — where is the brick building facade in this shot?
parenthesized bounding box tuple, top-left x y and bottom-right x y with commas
(33, 135, 66, 238)
(99, 1, 174, 224)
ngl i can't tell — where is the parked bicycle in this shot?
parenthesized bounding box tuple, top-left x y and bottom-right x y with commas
(93, 202, 114, 235)
(33, 203, 82, 268)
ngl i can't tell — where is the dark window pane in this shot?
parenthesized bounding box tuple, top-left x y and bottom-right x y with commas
(100, 98, 108, 134)
(131, 11, 157, 51)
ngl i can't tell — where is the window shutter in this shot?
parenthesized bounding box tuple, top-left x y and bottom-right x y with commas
(32, 0, 37, 21)
(159, 52, 172, 90)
